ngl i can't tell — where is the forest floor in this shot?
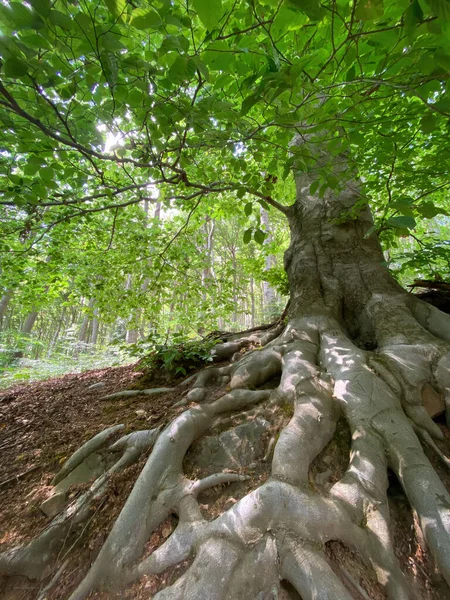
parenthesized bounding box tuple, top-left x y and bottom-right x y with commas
(0, 363, 203, 599)
(0, 354, 449, 599)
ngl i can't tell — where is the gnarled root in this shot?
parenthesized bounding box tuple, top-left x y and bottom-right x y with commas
(2, 313, 450, 599)
(0, 425, 160, 579)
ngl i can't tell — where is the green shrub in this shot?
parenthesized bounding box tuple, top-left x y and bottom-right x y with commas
(124, 332, 218, 377)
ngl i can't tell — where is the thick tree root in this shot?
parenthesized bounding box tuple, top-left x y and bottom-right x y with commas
(99, 387, 175, 400)
(1, 314, 450, 599)
(0, 425, 160, 579)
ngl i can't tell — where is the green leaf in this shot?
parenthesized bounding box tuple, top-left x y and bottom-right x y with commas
(420, 115, 438, 133)
(104, 0, 127, 19)
(20, 33, 51, 50)
(404, 0, 423, 40)
(285, 0, 325, 21)
(101, 52, 118, 88)
(192, 57, 209, 81)
(244, 202, 253, 216)
(390, 196, 414, 210)
(241, 95, 259, 116)
(272, 7, 308, 36)
(355, 0, 385, 20)
(169, 56, 188, 83)
(387, 215, 416, 229)
(192, 0, 223, 30)
(364, 224, 378, 239)
(416, 202, 448, 218)
(49, 10, 73, 30)
(130, 9, 162, 29)
(346, 66, 356, 81)
(0, 2, 43, 30)
(127, 89, 144, 107)
(3, 57, 28, 78)
(427, 0, 450, 21)
(349, 131, 365, 146)
(32, 183, 48, 198)
(40, 166, 54, 182)
(309, 180, 320, 195)
(254, 229, 266, 244)
(8, 174, 23, 185)
(30, 0, 51, 17)
(243, 228, 253, 244)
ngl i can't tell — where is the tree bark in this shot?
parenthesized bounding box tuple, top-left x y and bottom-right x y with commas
(91, 308, 99, 345)
(0, 289, 13, 327)
(260, 207, 276, 316)
(78, 298, 95, 343)
(21, 311, 38, 334)
(47, 306, 66, 357)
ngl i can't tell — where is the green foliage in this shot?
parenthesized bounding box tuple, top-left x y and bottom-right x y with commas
(0, 0, 449, 357)
(124, 332, 218, 377)
(264, 267, 290, 296)
(0, 329, 130, 389)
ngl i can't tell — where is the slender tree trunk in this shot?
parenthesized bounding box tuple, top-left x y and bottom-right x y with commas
(91, 308, 99, 345)
(21, 311, 38, 334)
(48, 306, 66, 357)
(260, 207, 276, 316)
(201, 216, 216, 298)
(250, 276, 255, 328)
(0, 289, 13, 327)
(231, 247, 238, 324)
(79, 298, 95, 343)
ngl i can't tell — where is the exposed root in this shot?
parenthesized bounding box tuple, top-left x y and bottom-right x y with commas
(0, 425, 160, 579)
(100, 387, 175, 400)
(2, 312, 450, 599)
(322, 321, 450, 590)
(279, 540, 354, 600)
(52, 423, 125, 485)
(36, 558, 69, 600)
(411, 296, 450, 343)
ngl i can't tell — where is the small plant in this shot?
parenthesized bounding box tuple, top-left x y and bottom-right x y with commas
(124, 332, 219, 378)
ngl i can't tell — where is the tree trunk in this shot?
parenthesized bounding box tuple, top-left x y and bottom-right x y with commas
(250, 276, 255, 328)
(78, 298, 95, 343)
(21, 311, 38, 334)
(260, 207, 276, 317)
(0, 289, 13, 327)
(2, 160, 450, 600)
(47, 306, 66, 357)
(91, 308, 99, 346)
(201, 216, 216, 296)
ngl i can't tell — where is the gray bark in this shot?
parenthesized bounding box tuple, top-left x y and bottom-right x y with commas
(260, 207, 276, 313)
(201, 216, 216, 298)
(91, 308, 99, 345)
(78, 298, 95, 343)
(0, 289, 13, 327)
(21, 311, 38, 334)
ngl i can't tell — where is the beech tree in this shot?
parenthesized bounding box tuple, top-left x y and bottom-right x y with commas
(1, 0, 450, 598)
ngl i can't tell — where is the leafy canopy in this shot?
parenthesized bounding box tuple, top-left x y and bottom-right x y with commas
(0, 0, 449, 280)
